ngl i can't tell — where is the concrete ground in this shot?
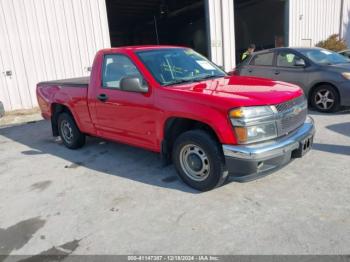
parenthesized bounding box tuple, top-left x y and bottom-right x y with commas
(0, 108, 42, 127)
(0, 109, 349, 257)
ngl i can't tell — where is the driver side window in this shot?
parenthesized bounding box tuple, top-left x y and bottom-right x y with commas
(102, 54, 142, 89)
(277, 52, 304, 67)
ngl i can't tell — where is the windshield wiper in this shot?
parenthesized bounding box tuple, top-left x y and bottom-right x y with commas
(193, 74, 223, 82)
(162, 78, 195, 86)
(162, 74, 223, 86)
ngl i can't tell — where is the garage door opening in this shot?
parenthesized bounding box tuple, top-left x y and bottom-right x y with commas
(234, 0, 288, 63)
(105, 0, 208, 56)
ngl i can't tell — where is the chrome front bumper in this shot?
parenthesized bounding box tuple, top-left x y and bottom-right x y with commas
(223, 116, 315, 161)
(222, 117, 315, 181)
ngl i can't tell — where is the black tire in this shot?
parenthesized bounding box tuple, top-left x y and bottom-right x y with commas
(310, 84, 340, 113)
(57, 112, 86, 149)
(172, 130, 229, 191)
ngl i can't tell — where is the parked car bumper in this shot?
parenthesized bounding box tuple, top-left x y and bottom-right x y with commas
(222, 116, 315, 181)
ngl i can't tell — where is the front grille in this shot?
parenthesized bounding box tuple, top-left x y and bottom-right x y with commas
(275, 95, 306, 112)
(280, 109, 307, 134)
(275, 95, 307, 136)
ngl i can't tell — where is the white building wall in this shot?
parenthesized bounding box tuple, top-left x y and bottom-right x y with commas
(341, 0, 350, 46)
(207, 0, 236, 71)
(0, 0, 110, 111)
(288, 0, 350, 47)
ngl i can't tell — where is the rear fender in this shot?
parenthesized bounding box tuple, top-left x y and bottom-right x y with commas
(50, 92, 83, 136)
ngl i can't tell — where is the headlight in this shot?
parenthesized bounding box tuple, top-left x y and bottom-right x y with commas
(229, 106, 274, 119)
(229, 106, 277, 144)
(341, 72, 350, 80)
(233, 122, 277, 144)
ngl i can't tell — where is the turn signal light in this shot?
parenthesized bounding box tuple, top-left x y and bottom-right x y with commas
(234, 127, 248, 143)
(229, 108, 244, 118)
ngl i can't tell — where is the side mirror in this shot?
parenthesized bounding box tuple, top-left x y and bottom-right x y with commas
(120, 76, 148, 93)
(227, 69, 237, 76)
(295, 59, 306, 67)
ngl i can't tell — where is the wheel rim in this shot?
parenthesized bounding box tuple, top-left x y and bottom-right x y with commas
(179, 144, 210, 182)
(60, 120, 74, 143)
(315, 89, 335, 110)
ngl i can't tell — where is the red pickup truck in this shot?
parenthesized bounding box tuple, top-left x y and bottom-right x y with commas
(37, 46, 315, 191)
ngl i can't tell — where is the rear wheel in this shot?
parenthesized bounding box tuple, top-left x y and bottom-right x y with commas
(172, 130, 228, 191)
(311, 85, 340, 113)
(57, 112, 86, 149)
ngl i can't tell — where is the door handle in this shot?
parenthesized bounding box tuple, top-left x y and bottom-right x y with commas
(97, 93, 108, 102)
(274, 70, 280, 75)
(248, 69, 253, 73)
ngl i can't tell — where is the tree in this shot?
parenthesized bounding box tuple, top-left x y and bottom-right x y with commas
(316, 34, 348, 52)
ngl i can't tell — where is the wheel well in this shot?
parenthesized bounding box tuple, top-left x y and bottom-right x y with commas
(161, 117, 220, 164)
(308, 82, 340, 104)
(51, 103, 72, 137)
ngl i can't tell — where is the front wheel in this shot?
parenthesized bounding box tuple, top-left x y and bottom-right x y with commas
(172, 130, 229, 191)
(57, 112, 86, 149)
(310, 85, 340, 113)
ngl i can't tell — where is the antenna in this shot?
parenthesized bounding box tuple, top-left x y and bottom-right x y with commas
(154, 16, 160, 45)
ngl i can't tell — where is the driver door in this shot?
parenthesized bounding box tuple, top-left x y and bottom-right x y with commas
(93, 54, 158, 150)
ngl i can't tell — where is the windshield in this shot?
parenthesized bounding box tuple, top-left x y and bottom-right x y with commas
(136, 48, 226, 86)
(299, 49, 350, 65)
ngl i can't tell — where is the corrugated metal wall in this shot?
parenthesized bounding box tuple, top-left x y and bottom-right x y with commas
(206, 0, 236, 71)
(0, 0, 110, 111)
(289, 0, 350, 47)
(341, 0, 350, 46)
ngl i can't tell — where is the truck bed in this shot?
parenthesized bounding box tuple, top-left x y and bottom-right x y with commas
(37, 77, 89, 87)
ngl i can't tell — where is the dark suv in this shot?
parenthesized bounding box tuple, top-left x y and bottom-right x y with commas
(236, 47, 350, 112)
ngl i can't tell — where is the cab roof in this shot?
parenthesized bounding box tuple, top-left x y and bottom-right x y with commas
(100, 45, 187, 53)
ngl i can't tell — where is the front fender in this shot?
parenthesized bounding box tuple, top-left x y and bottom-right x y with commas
(158, 99, 237, 145)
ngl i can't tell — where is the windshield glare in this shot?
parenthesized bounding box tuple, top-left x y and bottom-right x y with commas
(136, 48, 226, 86)
(300, 49, 350, 65)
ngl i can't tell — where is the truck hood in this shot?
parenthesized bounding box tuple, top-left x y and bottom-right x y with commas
(163, 76, 304, 108)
